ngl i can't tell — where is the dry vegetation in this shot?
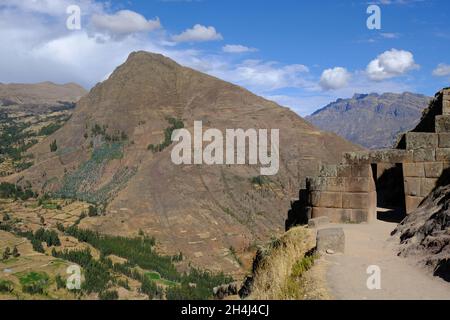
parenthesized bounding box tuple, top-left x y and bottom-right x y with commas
(249, 227, 329, 300)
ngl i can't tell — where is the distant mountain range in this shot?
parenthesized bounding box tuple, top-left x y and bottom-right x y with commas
(306, 92, 432, 149)
(0, 82, 86, 106)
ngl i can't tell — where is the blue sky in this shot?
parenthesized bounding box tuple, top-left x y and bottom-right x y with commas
(0, 0, 449, 115)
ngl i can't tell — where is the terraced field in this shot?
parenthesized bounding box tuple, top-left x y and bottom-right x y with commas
(0, 101, 75, 177)
(0, 197, 231, 300)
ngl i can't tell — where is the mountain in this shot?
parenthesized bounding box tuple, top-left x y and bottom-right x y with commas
(0, 82, 86, 106)
(306, 92, 431, 149)
(4, 51, 360, 273)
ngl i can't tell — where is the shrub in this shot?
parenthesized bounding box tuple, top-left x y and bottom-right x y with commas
(99, 290, 119, 300)
(0, 279, 13, 293)
(20, 272, 49, 295)
(55, 274, 66, 290)
(88, 205, 98, 217)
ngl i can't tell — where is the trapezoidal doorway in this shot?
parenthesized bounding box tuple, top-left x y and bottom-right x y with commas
(371, 163, 407, 223)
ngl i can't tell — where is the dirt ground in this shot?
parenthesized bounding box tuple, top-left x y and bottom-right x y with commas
(312, 212, 450, 300)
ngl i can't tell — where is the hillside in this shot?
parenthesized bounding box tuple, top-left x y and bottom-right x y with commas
(3, 51, 361, 273)
(0, 82, 86, 177)
(306, 93, 431, 149)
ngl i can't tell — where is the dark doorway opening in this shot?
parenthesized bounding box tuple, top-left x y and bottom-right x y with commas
(371, 163, 407, 223)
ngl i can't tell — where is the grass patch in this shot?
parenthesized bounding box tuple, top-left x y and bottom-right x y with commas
(249, 227, 316, 300)
(18, 271, 50, 295)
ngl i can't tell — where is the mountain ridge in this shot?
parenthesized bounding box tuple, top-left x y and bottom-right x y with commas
(306, 92, 432, 149)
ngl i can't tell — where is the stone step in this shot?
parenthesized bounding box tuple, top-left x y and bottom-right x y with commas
(319, 163, 372, 178)
(438, 133, 450, 148)
(443, 89, 450, 115)
(343, 149, 413, 165)
(306, 176, 375, 193)
(405, 132, 438, 150)
(436, 115, 450, 133)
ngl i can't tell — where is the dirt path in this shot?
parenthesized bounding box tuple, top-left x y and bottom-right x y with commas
(317, 217, 450, 300)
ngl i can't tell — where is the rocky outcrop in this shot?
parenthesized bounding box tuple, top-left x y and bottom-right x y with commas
(393, 179, 450, 282)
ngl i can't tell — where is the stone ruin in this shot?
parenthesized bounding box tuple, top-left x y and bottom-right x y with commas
(287, 88, 450, 227)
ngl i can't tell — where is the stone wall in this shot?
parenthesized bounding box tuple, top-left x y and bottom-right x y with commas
(290, 88, 450, 226)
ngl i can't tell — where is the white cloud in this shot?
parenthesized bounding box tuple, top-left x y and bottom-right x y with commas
(0, 0, 103, 16)
(214, 60, 311, 91)
(366, 49, 419, 81)
(172, 24, 223, 43)
(222, 44, 257, 53)
(91, 10, 161, 37)
(319, 67, 351, 90)
(432, 63, 450, 77)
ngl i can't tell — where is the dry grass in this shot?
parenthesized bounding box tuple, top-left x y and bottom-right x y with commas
(249, 227, 324, 300)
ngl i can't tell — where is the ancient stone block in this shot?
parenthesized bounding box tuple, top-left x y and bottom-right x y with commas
(405, 195, 423, 214)
(420, 178, 438, 197)
(319, 164, 337, 177)
(336, 164, 352, 177)
(436, 148, 450, 161)
(342, 151, 370, 165)
(324, 177, 345, 192)
(413, 148, 435, 162)
(405, 132, 438, 150)
(404, 177, 421, 196)
(316, 228, 345, 253)
(308, 216, 330, 228)
(311, 207, 351, 223)
(351, 209, 369, 223)
(311, 207, 335, 219)
(403, 162, 425, 177)
(342, 192, 371, 209)
(343, 150, 413, 165)
(436, 115, 450, 133)
(438, 133, 450, 148)
(306, 177, 325, 191)
(424, 162, 443, 178)
(307, 177, 345, 192)
(443, 162, 450, 171)
(351, 164, 372, 177)
(344, 177, 375, 193)
(309, 191, 342, 208)
(369, 149, 414, 163)
(443, 99, 450, 116)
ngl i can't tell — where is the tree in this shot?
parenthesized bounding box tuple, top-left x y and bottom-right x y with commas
(50, 140, 58, 152)
(88, 205, 98, 217)
(55, 274, 66, 290)
(31, 239, 44, 253)
(2, 247, 10, 260)
(12, 246, 20, 258)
